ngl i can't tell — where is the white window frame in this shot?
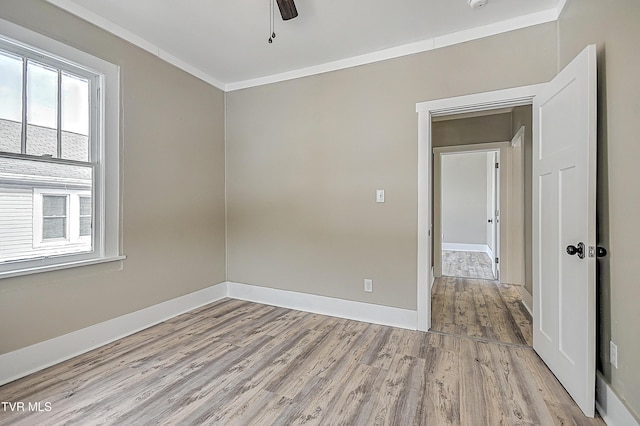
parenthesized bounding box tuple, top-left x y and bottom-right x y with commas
(33, 189, 92, 248)
(0, 18, 123, 279)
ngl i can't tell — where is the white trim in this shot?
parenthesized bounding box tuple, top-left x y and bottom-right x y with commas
(430, 268, 435, 290)
(0, 281, 227, 386)
(227, 282, 417, 330)
(33, 189, 92, 249)
(519, 285, 533, 316)
(0, 280, 421, 385)
(44, 0, 225, 90)
(0, 255, 125, 280)
(442, 243, 489, 253)
(512, 126, 526, 147)
(556, 0, 569, 18)
(596, 372, 640, 426)
(417, 110, 432, 331)
(43, 1, 557, 92)
(0, 17, 122, 278)
(416, 83, 543, 337)
(433, 141, 511, 155)
(432, 9, 558, 51)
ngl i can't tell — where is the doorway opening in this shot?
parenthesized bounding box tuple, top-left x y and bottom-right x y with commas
(417, 47, 598, 416)
(428, 107, 532, 346)
(437, 148, 501, 281)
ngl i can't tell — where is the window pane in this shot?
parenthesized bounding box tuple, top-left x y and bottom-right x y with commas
(0, 50, 23, 153)
(26, 61, 58, 157)
(62, 133, 89, 162)
(43, 217, 66, 239)
(79, 217, 92, 236)
(79, 196, 91, 216)
(61, 73, 89, 161)
(43, 195, 66, 216)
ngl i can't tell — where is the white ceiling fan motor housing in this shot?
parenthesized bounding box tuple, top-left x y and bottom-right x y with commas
(468, 0, 488, 8)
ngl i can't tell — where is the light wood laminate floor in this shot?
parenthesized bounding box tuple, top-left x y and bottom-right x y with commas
(431, 276, 533, 346)
(442, 250, 495, 280)
(0, 299, 602, 425)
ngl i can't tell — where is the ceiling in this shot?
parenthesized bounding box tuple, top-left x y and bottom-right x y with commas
(46, 0, 564, 91)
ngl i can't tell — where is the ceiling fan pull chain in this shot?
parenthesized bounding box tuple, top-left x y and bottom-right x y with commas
(268, 0, 276, 43)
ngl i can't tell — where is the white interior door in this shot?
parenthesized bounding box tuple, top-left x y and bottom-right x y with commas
(486, 153, 497, 277)
(532, 45, 597, 417)
(493, 152, 500, 281)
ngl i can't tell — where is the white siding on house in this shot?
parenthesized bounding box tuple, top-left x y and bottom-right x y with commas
(0, 189, 34, 262)
(0, 189, 92, 263)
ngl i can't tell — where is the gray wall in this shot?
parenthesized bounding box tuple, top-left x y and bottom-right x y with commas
(441, 152, 488, 245)
(558, 0, 640, 418)
(0, 0, 227, 354)
(226, 23, 557, 310)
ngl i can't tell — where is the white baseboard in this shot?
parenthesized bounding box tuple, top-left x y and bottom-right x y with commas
(596, 372, 640, 425)
(0, 282, 227, 387)
(430, 267, 435, 290)
(518, 286, 533, 316)
(442, 243, 489, 253)
(227, 282, 417, 331)
(1, 281, 420, 387)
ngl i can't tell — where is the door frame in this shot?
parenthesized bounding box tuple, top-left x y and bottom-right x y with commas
(433, 143, 510, 280)
(416, 84, 544, 331)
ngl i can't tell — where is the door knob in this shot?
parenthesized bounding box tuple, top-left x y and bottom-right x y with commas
(566, 242, 585, 259)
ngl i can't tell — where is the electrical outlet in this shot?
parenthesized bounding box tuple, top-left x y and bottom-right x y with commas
(364, 279, 373, 293)
(610, 341, 618, 368)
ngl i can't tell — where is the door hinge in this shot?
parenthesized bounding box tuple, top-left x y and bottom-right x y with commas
(495, 162, 499, 169)
(495, 257, 499, 264)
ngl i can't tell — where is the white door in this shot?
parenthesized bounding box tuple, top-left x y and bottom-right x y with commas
(486, 152, 500, 280)
(532, 45, 597, 417)
(486, 153, 497, 277)
(493, 152, 500, 281)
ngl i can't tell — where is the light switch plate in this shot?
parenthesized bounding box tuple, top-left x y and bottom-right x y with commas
(376, 190, 385, 203)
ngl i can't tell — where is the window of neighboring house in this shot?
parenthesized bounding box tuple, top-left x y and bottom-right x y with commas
(42, 195, 68, 241)
(32, 190, 92, 250)
(0, 19, 122, 278)
(79, 195, 92, 237)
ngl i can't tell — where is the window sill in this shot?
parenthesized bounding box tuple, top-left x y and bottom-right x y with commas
(0, 255, 127, 280)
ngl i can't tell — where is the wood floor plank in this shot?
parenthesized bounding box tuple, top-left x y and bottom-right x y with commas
(442, 250, 495, 280)
(431, 276, 532, 346)
(0, 298, 604, 425)
(459, 338, 510, 425)
(422, 344, 461, 425)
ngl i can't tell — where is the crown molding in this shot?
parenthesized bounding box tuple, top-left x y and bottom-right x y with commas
(45, 0, 226, 90)
(46, 0, 560, 93)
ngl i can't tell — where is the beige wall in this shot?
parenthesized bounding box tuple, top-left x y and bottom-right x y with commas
(0, 1, 227, 354)
(226, 23, 557, 310)
(558, 0, 640, 418)
(432, 113, 512, 147)
(441, 152, 489, 245)
(512, 105, 533, 295)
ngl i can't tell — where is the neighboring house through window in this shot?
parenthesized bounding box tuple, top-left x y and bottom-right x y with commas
(0, 19, 121, 277)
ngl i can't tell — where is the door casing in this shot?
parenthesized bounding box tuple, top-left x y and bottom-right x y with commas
(416, 84, 544, 331)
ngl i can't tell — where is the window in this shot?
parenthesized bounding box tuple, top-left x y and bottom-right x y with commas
(0, 19, 121, 278)
(42, 195, 68, 241)
(79, 196, 92, 237)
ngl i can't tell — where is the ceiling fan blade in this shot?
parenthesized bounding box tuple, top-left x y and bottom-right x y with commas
(276, 0, 298, 20)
